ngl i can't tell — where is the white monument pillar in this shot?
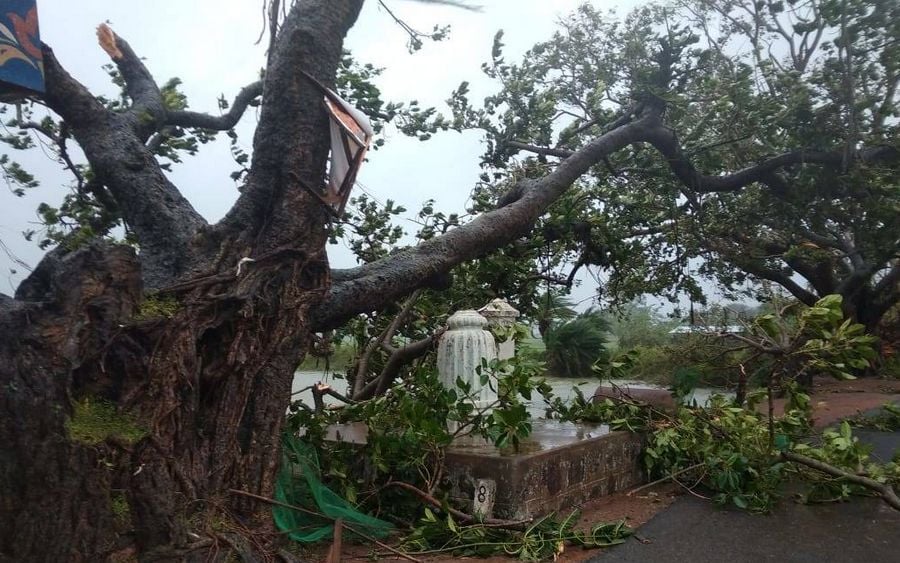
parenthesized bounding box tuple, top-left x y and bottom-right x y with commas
(478, 298, 521, 361)
(437, 310, 497, 410)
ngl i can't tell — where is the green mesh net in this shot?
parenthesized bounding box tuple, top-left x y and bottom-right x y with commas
(274, 434, 393, 543)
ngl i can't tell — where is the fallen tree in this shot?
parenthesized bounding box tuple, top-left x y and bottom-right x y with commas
(1, 0, 896, 560)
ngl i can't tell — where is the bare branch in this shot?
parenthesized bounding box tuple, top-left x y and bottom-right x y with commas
(721, 332, 782, 354)
(353, 289, 423, 396)
(507, 141, 574, 159)
(166, 81, 263, 130)
(354, 332, 442, 401)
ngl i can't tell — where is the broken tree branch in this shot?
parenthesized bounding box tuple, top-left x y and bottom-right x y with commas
(313, 113, 648, 330)
(40, 44, 206, 288)
(97, 24, 166, 137)
(782, 451, 900, 511)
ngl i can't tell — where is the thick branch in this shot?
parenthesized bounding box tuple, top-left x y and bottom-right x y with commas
(747, 266, 820, 306)
(872, 262, 900, 301)
(217, 0, 364, 251)
(642, 124, 899, 193)
(708, 237, 820, 305)
(354, 333, 441, 401)
(512, 130, 900, 195)
(313, 116, 648, 330)
(835, 263, 878, 298)
(41, 46, 206, 288)
(167, 81, 263, 130)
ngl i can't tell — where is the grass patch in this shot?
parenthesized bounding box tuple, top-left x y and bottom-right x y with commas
(66, 397, 148, 445)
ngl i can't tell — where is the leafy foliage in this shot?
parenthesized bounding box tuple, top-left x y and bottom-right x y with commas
(740, 294, 879, 383)
(404, 508, 631, 561)
(286, 353, 644, 559)
(554, 297, 898, 513)
(445, 0, 900, 328)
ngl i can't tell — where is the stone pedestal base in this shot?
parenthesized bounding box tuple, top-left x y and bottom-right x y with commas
(443, 420, 645, 520)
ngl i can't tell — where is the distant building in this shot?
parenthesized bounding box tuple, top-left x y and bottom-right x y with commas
(668, 325, 745, 337)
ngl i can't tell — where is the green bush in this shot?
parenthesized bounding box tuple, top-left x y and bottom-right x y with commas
(620, 337, 763, 389)
(624, 345, 672, 384)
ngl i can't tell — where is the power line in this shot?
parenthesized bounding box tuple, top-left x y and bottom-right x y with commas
(0, 237, 33, 272)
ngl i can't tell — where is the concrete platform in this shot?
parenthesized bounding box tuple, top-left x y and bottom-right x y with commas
(445, 421, 645, 519)
(313, 420, 646, 520)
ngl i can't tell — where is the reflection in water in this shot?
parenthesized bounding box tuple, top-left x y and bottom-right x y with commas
(291, 371, 732, 418)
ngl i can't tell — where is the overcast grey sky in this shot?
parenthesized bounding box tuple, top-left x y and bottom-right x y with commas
(2, 0, 732, 313)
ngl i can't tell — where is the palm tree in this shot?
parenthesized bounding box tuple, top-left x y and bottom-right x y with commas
(544, 308, 612, 378)
(534, 290, 577, 341)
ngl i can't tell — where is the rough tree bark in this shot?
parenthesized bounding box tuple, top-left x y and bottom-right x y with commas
(1, 2, 363, 561)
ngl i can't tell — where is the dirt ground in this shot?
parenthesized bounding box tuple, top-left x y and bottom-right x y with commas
(300, 377, 900, 563)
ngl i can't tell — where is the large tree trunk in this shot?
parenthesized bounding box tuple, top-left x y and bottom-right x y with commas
(1, 1, 361, 560)
(1, 241, 327, 561)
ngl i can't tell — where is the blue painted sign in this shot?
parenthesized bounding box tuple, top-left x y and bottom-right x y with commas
(0, 0, 44, 96)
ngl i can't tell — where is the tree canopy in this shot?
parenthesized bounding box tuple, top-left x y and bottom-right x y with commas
(444, 0, 899, 329)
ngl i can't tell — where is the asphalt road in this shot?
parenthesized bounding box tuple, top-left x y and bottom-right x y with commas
(589, 431, 900, 563)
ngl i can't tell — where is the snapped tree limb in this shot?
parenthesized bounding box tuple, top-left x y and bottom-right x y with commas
(40, 45, 206, 288)
(96, 24, 166, 139)
(782, 451, 900, 512)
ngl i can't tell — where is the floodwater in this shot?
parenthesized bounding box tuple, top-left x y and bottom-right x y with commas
(291, 370, 730, 418)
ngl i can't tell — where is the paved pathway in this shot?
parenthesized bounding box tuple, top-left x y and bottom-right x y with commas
(589, 430, 900, 563)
